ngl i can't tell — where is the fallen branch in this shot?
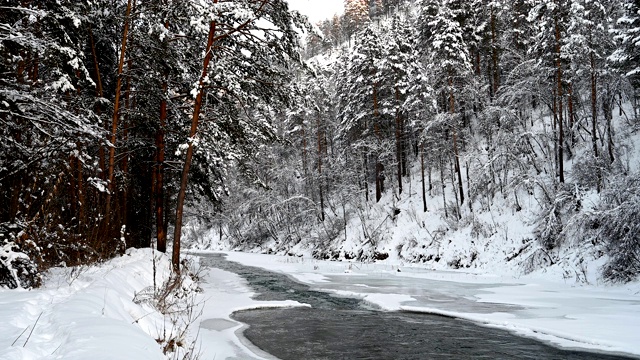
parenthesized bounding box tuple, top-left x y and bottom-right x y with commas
(23, 311, 43, 347)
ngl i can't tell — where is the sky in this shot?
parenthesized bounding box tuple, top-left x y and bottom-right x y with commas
(286, 0, 344, 24)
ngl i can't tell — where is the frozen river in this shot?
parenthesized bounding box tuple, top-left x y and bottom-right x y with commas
(197, 253, 639, 359)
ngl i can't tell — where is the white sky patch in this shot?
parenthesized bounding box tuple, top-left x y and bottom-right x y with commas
(286, 0, 344, 24)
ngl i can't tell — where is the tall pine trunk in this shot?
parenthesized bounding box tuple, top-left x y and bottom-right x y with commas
(421, 142, 427, 212)
(105, 0, 133, 231)
(155, 21, 169, 253)
(395, 86, 403, 195)
(363, 151, 369, 202)
(604, 85, 615, 164)
(89, 26, 106, 183)
(491, 6, 500, 96)
(588, 21, 601, 192)
(156, 69, 168, 253)
(317, 114, 325, 222)
(553, 6, 565, 183)
(373, 80, 383, 202)
(172, 16, 218, 274)
(449, 76, 464, 205)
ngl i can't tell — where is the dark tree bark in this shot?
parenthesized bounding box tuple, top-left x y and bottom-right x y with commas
(421, 142, 427, 213)
(317, 114, 325, 221)
(105, 0, 133, 230)
(395, 86, 403, 195)
(567, 82, 575, 149)
(376, 162, 384, 202)
(363, 152, 369, 202)
(553, 5, 565, 183)
(155, 21, 169, 253)
(440, 155, 448, 219)
(173, 15, 218, 274)
(449, 76, 464, 205)
(155, 70, 168, 253)
(590, 54, 601, 192)
(89, 25, 107, 183)
(491, 6, 500, 96)
(604, 86, 615, 164)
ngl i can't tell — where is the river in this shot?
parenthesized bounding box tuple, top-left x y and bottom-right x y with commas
(199, 253, 635, 360)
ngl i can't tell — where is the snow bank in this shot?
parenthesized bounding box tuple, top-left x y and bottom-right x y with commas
(193, 266, 313, 359)
(0, 248, 171, 360)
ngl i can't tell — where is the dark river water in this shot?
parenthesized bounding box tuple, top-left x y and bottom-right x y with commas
(199, 254, 636, 360)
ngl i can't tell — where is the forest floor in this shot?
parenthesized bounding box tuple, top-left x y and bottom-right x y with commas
(0, 249, 172, 360)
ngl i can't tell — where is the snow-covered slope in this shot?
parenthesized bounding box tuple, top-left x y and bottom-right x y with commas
(0, 249, 171, 360)
(192, 45, 640, 286)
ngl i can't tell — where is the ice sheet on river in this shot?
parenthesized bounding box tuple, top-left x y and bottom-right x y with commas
(219, 251, 640, 358)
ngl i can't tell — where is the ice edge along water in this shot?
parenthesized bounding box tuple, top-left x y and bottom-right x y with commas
(1, 249, 637, 359)
(221, 250, 640, 359)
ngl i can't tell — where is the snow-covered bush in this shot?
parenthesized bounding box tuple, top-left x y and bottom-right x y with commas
(0, 236, 42, 289)
(133, 256, 202, 356)
(533, 183, 580, 251)
(591, 175, 640, 282)
(572, 153, 617, 190)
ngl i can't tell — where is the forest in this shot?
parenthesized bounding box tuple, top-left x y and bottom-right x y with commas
(1, 0, 640, 289)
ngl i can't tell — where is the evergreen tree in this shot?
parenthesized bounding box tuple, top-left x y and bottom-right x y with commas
(418, 0, 472, 207)
(344, 0, 370, 41)
(171, 0, 308, 272)
(610, 0, 640, 91)
(336, 24, 391, 202)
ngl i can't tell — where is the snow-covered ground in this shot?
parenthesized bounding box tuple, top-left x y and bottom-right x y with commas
(0, 249, 170, 360)
(0, 249, 308, 360)
(2, 248, 638, 359)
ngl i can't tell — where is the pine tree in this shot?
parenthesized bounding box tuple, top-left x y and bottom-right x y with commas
(527, 0, 572, 183)
(610, 0, 640, 91)
(344, 0, 370, 41)
(418, 0, 472, 207)
(336, 24, 391, 202)
(171, 0, 307, 272)
(378, 16, 421, 195)
(564, 0, 615, 190)
(0, 1, 106, 284)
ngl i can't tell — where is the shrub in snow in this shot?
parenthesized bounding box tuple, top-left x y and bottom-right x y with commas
(0, 238, 41, 289)
(533, 183, 580, 251)
(572, 154, 613, 189)
(591, 175, 640, 282)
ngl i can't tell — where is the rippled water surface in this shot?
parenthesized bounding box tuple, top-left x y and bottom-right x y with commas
(200, 254, 635, 360)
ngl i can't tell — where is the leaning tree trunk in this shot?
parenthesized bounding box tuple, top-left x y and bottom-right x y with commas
(104, 0, 133, 232)
(172, 16, 218, 274)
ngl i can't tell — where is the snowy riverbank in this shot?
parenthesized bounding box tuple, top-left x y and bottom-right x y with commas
(0, 249, 171, 360)
(219, 250, 640, 358)
(2, 249, 638, 359)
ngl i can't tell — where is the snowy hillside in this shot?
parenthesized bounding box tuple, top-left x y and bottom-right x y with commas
(189, 0, 640, 287)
